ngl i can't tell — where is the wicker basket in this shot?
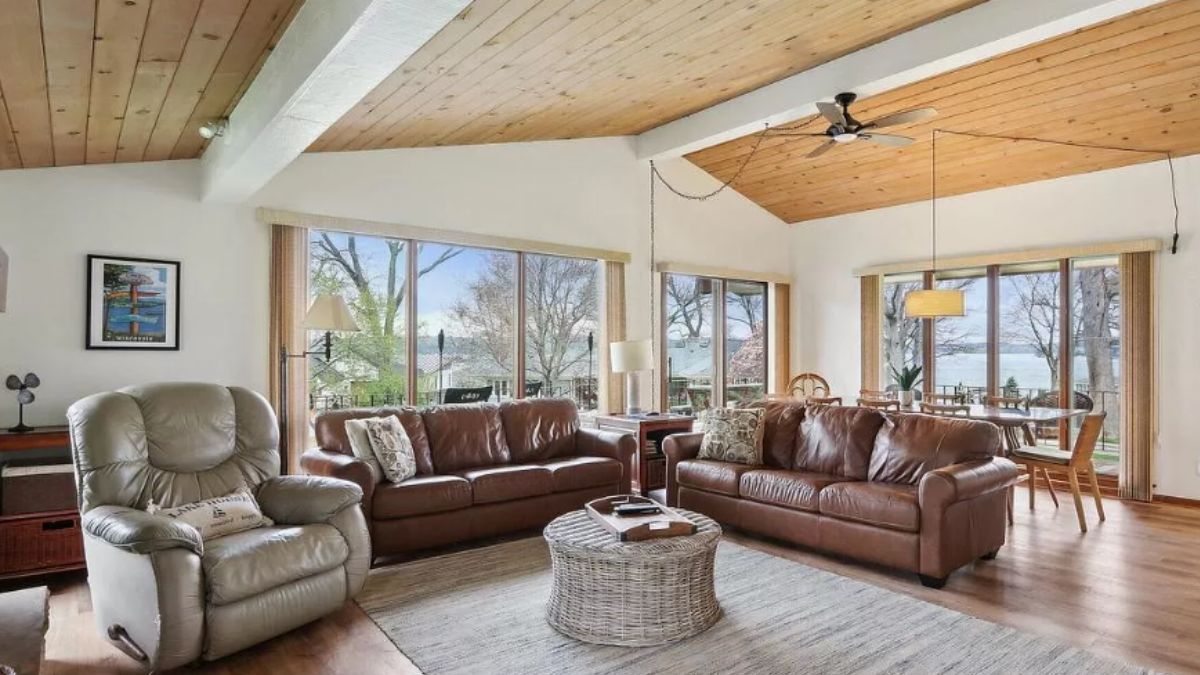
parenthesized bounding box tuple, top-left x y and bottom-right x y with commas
(543, 508, 722, 646)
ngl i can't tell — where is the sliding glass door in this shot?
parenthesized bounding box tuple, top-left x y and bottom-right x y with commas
(664, 274, 715, 414)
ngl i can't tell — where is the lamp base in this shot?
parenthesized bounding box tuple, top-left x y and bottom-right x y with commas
(624, 372, 642, 417)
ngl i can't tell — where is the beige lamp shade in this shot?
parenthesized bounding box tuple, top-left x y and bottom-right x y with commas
(610, 339, 654, 373)
(905, 288, 965, 318)
(303, 294, 360, 331)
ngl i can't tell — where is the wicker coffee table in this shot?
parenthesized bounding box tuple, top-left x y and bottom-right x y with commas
(543, 508, 722, 646)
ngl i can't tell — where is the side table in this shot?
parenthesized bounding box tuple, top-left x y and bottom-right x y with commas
(591, 414, 694, 495)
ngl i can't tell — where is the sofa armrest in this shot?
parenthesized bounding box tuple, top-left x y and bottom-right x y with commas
(576, 428, 637, 494)
(918, 458, 1020, 510)
(257, 475, 363, 525)
(83, 505, 203, 556)
(301, 448, 377, 522)
(662, 432, 705, 507)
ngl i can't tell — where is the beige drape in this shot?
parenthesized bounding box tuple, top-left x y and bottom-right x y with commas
(1118, 251, 1154, 501)
(860, 275, 882, 392)
(269, 224, 308, 475)
(772, 283, 791, 394)
(603, 261, 626, 414)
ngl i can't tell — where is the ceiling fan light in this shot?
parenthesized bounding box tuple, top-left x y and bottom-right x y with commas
(905, 289, 965, 318)
(833, 133, 858, 143)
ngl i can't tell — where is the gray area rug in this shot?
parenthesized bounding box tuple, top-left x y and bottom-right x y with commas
(358, 537, 1151, 674)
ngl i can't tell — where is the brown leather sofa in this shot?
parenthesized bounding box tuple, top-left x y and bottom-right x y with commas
(302, 398, 636, 558)
(663, 401, 1019, 587)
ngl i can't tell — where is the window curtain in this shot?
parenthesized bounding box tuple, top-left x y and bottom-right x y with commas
(269, 224, 308, 475)
(772, 283, 791, 394)
(860, 275, 882, 392)
(1118, 251, 1154, 501)
(603, 261, 626, 414)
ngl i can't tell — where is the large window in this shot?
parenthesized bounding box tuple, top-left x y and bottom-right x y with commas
(881, 274, 924, 388)
(934, 269, 987, 400)
(998, 263, 1062, 400)
(663, 273, 767, 413)
(307, 230, 601, 413)
(1072, 257, 1120, 472)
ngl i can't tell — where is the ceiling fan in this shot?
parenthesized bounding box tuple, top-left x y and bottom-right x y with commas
(768, 92, 937, 158)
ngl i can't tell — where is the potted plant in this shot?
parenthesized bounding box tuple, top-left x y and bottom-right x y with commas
(890, 365, 923, 406)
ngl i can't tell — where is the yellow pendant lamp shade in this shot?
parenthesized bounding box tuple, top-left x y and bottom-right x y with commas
(905, 288, 965, 318)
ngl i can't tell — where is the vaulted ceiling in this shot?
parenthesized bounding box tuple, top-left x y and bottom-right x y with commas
(0, 0, 302, 170)
(687, 0, 1200, 223)
(308, 0, 984, 153)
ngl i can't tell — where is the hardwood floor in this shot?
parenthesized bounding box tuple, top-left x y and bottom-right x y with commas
(29, 495, 1200, 674)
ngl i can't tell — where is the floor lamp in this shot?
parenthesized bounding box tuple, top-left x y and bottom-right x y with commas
(279, 294, 360, 473)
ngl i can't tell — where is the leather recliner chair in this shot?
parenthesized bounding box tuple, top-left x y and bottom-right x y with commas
(67, 383, 370, 671)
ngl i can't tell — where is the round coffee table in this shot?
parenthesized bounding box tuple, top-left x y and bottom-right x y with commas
(543, 508, 722, 646)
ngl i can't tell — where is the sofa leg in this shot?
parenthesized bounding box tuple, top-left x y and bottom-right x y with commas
(918, 574, 948, 589)
(979, 548, 999, 561)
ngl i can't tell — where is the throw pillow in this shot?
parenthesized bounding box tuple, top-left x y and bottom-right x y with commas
(697, 407, 766, 465)
(345, 417, 386, 482)
(147, 488, 272, 541)
(365, 416, 417, 483)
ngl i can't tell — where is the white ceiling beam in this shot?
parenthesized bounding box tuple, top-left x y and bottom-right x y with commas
(635, 0, 1171, 161)
(200, 0, 470, 203)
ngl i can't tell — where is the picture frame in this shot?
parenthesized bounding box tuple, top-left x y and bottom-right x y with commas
(86, 254, 181, 350)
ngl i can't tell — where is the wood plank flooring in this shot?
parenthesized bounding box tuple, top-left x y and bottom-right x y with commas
(26, 495, 1200, 674)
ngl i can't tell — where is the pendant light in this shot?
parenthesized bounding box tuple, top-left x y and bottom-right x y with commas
(906, 129, 965, 318)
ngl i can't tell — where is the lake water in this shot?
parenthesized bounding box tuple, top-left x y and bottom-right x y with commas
(934, 352, 1119, 392)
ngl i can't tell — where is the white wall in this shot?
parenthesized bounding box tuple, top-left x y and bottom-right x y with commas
(791, 156, 1200, 498)
(254, 136, 790, 402)
(0, 136, 786, 427)
(0, 162, 266, 425)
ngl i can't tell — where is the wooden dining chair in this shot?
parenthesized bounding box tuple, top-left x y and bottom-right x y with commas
(788, 373, 830, 399)
(1012, 412, 1107, 533)
(927, 392, 965, 405)
(858, 389, 888, 400)
(806, 396, 842, 406)
(986, 395, 1026, 409)
(857, 398, 899, 411)
(920, 402, 970, 416)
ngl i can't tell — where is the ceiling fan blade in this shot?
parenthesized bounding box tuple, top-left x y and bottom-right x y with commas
(815, 101, 846, 127)
(766, 132, 829, 137)
(806, 140, 837, 158)
(861, 133, 914, 147)
(867, 107, 937, 129)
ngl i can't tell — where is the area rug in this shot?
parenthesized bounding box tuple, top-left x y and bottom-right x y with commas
(358, 537, 1151, 675)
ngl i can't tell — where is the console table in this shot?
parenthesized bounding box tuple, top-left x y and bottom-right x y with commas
(591, 414, 694, 496)
(0, 427, 84, 580)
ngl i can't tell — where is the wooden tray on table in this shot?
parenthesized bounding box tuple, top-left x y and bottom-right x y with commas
(584, 495, 697, 542)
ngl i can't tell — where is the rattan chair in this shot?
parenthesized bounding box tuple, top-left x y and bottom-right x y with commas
(1013, 412, 1107, 533)
(787, 373, 830, 399)
(857, 398, 899, 411)
(806, 396, 843, 406)
(927, 392, 965, 405)
(986, 395, 1026, 409)
(920, 402, 970, 416)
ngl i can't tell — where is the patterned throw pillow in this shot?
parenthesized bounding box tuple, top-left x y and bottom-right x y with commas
(697, 407, 766, 465)
(345, 417, 387, 483)
(147, 488, 273, 541)
(365, 416, 417, 483)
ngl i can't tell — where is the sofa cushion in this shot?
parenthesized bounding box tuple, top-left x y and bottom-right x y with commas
(315, 407, 434, 475)
(675, 459, 756, 497)
(760, 400, 807, 469)
(372, 475, 472, 519)
(455, 465, 553, 504)
(540, 456, 622, 493)
(869, 413, 1001, 485)
(499, 399, 579, 462)
(794, 406, 886, 480)
(423, 403, 511, 474)
(697, 407, 765, 465)
(203, 524, 348, 605)
(739, 469, 849, 513)
(818, 482, 920, 533)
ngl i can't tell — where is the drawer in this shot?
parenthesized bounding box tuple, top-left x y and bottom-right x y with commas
(0, 511, 84, 576)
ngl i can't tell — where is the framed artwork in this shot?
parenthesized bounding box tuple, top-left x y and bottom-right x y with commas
(86, 255, 181, 350)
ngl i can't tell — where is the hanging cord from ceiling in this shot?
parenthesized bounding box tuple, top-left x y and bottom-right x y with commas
(649, 123, 771, 201)
(933, 129, 1181, 255)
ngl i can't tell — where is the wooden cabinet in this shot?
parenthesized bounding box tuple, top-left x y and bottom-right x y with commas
(0, 427, 84, 580)
(591, 414, 694, 495)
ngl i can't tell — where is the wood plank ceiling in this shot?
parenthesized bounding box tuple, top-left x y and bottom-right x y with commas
(0, 0, 303, 170)
(688, 0, 1200, 223)
(310, 0, 984, 153)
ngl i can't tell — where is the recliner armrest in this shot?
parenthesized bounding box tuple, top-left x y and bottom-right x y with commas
(918, 458, 1019, 509)
(257, 475, 363, 525)
(575, 428, 637, 494)
(301, 448, 377, 521)
(83, 505, 203, 556)
(663, 432, 705, 507)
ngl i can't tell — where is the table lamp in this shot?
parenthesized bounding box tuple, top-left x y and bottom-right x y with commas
(610, 339, 654, 416)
